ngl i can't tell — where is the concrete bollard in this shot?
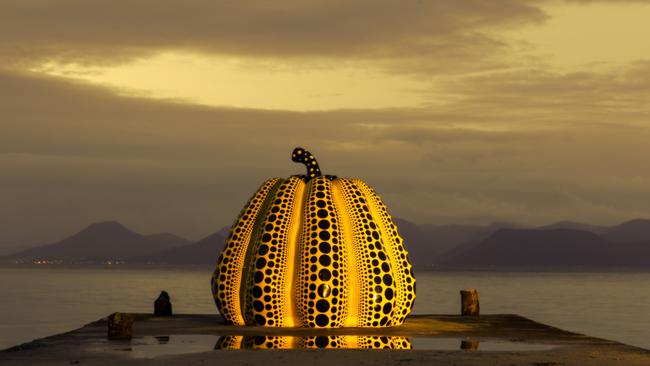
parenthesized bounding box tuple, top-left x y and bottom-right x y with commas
(107, 312, 134, 340)
(460, 289, 480, 316)
(154, 291, 173, 316)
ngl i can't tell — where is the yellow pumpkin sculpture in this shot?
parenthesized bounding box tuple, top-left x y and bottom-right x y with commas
(211, 147, 415, 328)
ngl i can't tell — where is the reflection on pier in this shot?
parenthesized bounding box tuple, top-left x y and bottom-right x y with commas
(214, 335, 412, 350)
(91, 334, 561, 357)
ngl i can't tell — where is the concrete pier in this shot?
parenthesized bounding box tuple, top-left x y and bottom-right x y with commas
(2, 314, 648, 365)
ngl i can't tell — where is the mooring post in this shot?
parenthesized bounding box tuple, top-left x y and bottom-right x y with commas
(460, 340, 479, 351)
(107, 312, 134, 340)
(460, 288, 480, 316)
(154, 291, 173, 316)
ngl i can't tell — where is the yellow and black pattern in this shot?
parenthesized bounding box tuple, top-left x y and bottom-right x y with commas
(245, 176, 304, 326)
(297, 335, 344, 349)
(211, 147, 416, 328)
(354, 179, 416, 325)
(354, 336, 412, 349)
(212, 178, 281, 325)
(241, 335, 294, 349)
(213, 335, 243, 350)
(297, 176, 347, 327)
(213, 335, 412, 349)
(336, 179, 397, 327)
(291, 147, 321, 179)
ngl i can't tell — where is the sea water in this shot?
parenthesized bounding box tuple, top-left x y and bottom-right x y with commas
(0, 266, 648, 350)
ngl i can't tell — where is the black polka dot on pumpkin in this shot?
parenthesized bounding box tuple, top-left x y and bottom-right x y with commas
(315, 336, 329, 348)
(318, 268, 332, 281)
(319, 255, 331, 266)
(253, 300, 264, 312)
(254, 272, 264, 283)
(315, 314, 329, 326)
(383, 274, 393, 286)
(254, 314, 266, 326)
(385, 288, 394, 300)
(316, 299, 330, 312)
(318, 242, 331, 253)
(252, 286, 263, 298)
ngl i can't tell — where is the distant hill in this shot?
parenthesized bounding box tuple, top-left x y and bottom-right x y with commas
(394, 219, 477, 266)
(602, 219, 650, 243)
(128, 231, 227, 265)
(2, 221, 189, 262)
(536, 221, 608, 235)
(433, 222, 521, 264)
(144, 233, 192, 247)
(393, 218, 521, 267)
(443, 228, 650, 268)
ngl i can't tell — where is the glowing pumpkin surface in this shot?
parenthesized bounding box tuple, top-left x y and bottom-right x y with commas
(211, 147, 416, 328)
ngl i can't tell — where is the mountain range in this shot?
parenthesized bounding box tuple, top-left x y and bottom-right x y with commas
(399, 218, 650, 268)
(2, 219, 649, 269)
(2, 221, 191, 262)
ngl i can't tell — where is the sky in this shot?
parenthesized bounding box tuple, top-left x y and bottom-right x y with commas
(2, 0, 650, 252)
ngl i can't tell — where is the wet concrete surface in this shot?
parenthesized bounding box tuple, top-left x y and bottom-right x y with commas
(1, 314, 648, 365)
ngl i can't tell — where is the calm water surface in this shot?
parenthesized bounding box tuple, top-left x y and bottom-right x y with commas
(0, 267, 648, 350)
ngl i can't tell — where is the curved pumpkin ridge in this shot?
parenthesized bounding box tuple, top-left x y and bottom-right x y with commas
(330, 180, 359, 327)
(212, 177, 281, 325)
(283, 177, 307, 326)
(239, 179, 285, 324)
(298, 176, 347, 327)
(245, 176, 304, 327)
(335, 179, 397, 327)
(353, 179, 416, 325)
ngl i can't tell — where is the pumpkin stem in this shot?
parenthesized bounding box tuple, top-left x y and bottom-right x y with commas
(291, 147, 322, 179)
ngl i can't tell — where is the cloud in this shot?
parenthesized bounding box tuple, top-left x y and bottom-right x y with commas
(2, 67, 650, 249)
(0, 0, 545, 69)
(435, 61, 650, 127)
